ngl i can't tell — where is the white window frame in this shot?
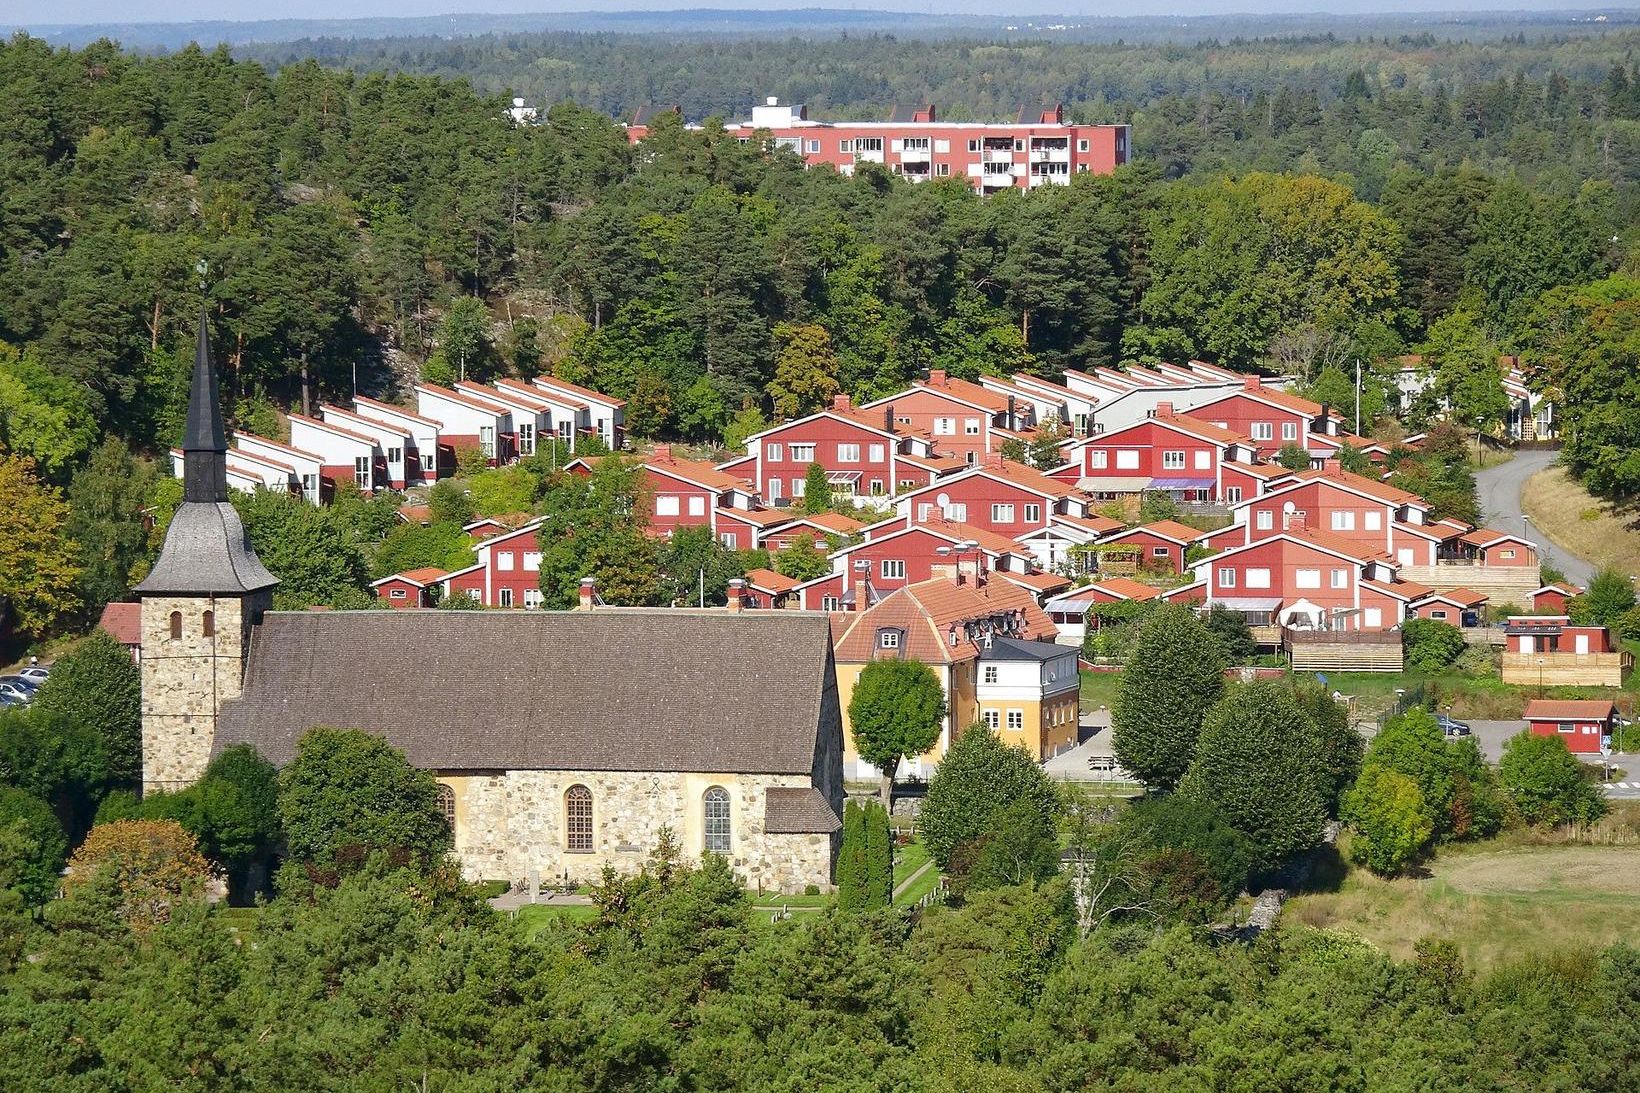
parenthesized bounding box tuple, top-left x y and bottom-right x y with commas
(983, 709, 999, 729)
(933, 417, 956, 436)
(1225, 487, 1243, 504)
(1115, 450, 1140, 470)
(991, 503, 1015, 524)
(868, 443, 886, 463)
(789, 443, 816, 462)
(982, 665, 999, 685)
(1251, 422, 1274, 441)
(1024, 503, 1042, 524)
(687, 496, 706, 516)
(1006, 710, 1024, 731)
(498, 587, 514, 608)
(1162, 450, 1186, 470)
(1245, 568, 1271, 589)
(1090, 450, 1108, 470)
(837, 443, 861, 462)
(1219, 567, 1236, 588)
(1331, 511, 1355, 532)
(1364, 510, 1382, 531)
(1331, 569, 1349, 589)
(1256, 510, 1273, 530)
(1282, 421, 1299, 441)
(766, 443, 783, 463)
(880, 631, 900, 650)
(882, 559, 906, 580)
(655, 496, 680, 517)
(1295, 569, 1321, 589)
(524, 552, 542, 572)
(497, 551, 515, 572)
(964, 418, 981, 436)
(1194, 450, 1211, 470)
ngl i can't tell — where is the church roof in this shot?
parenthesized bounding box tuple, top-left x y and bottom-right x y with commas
(764, 787, 843, 834)
(214, 610, 840, 775)
(135, 309, 277, 596)
(133, 501, 279, 596)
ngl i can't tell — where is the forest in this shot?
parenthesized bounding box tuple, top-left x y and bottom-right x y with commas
(2, 26, 1640, 640)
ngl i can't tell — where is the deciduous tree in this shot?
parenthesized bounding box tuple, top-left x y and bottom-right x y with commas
(848, 659, 945, 809)
(1111, 606, 1226, 790)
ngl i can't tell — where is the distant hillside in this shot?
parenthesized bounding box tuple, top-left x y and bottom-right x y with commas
(19, 7, 1640, 52)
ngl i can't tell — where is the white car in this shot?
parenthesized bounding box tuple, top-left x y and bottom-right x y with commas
(16, 666, 49, 683)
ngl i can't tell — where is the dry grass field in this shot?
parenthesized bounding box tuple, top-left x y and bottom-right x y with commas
(1522, 466, 1640, 578)
(1287, 841, 1640, 969)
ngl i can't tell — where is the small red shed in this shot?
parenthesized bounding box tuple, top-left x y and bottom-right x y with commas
(1522, 699, 1616, 755)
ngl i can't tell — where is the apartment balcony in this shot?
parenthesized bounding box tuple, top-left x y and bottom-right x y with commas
(982, 150, 1016, 165)
(1029, 147, 1071, 163)
(898, 143, 932, 162)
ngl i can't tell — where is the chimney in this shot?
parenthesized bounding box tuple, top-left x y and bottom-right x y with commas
(928, 369, 947, 387)
(726, 577, 745, 612)
(652, 443, 671, 462)
(853, 578, 869, 612)
(1156, 400, 1174, 417)
(578, 577, 598, 611)
(884, 405, 894, 433)
(833, 393, 852, 413)
(1007, 395, 1017, 431)
(1243, 375, 1261, 391)
(1314, 403, 1331, 432)
(990, 451, 1005, 469)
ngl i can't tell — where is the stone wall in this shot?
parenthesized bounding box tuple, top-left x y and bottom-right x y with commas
(140, 591, 270, 794)
(439, 769, 834, 893)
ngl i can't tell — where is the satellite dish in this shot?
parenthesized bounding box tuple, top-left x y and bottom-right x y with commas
(936, 492, 951, 507)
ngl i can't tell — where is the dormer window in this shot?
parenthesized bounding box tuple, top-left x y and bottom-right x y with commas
(877, 628, 904, 651)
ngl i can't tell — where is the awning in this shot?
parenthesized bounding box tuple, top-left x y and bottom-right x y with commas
(825, 470, 862, 483)
(1150, 477, 1215, 490)
(1077, 476, 1152, 493)
(1046, 589, 1101, 612)
(1215, 597, 1282, 611)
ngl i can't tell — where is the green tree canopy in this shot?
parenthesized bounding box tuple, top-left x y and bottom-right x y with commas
(848, 658, 946, 808)
(30, 628, 142, 789)
(1498, 731, 1607, 827)
(921, 724, 1061, 871)
(1111, 605, 1227, 790)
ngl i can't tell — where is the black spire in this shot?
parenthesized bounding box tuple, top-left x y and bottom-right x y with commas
(182, 308, 229, 504)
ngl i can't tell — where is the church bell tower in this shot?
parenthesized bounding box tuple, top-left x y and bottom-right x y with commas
(133, 310, 278, 795)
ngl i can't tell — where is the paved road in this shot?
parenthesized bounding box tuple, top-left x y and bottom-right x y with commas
(1472, 448, 1594, 585)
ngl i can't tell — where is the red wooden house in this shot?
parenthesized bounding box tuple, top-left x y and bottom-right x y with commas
(1098, 519, 1210, 574)
(1522, 699, 1616, 755)
(734, 394, 951, 506)
(442, 520, 546, 609)
(862, 369, 1020, 463)
(893, 458, 1089, 537)
(1187, 375, 1345, 459)
(1228, 468, 1435, 565)
(791, 517, 1043, 610)
(1192, 529, 1406, 631)
(738, 568, 801, 609)
(759, 511, 867, 553)
(1058, 405, 1255, 503)
(1457, 528, 1538, 567)
(372, 567, 448, 608)
(1409, 587, 1488, 626)
(1530, 583, 1582, 614)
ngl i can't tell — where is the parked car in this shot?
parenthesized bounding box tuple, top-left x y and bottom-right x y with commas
(1435, 713, 1471, 737)
(0, 691, 24, 708)
(16, 665, 49, 683)
(0, 678, 34, 704)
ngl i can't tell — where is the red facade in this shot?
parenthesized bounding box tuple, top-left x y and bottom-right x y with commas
(747, 407, 916, 506)
(896, 466, 1070, 538)
(1190, 380, 1334, 459)
(630, 102, 1130, 193)
(1203, 534, 1403, 630)
(443, 524, 544, 609)
(1071, 412, 1233, 500)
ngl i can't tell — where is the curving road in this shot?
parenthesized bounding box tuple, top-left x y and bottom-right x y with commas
(1472, 448, 1594, 586)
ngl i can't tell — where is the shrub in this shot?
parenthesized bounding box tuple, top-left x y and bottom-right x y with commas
(836, 800, 891, 912)
(952, 799, 1059, 896)
(1120, 794, 1256, 901)
(922, 725, 1059, 871)
(63, 818, 213, 929)
(1203, 604, 1256, 662)
(1342, 767, 1432, 876)
(0, 787, 67, 906)
(1402, 618, 1466, 673)
(1451, 644, 1499, 677)
(1498, 732, 1606, 827)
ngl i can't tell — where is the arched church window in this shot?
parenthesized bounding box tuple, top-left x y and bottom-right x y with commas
(703, 787, 731, 854)
(434, 784, 456, 831)
(202, 610, 215, 638)
(169, 611, 182, 640)
(565, 785, 593, 852)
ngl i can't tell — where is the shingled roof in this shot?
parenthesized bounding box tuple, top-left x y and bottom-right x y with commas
(215, 610, 840, 774)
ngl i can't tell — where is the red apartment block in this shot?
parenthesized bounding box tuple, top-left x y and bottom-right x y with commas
(630, 99, 1130, 193)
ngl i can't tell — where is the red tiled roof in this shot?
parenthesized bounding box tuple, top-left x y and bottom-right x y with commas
(375, 567, 449, 588)
(1522, 699, 1616, 720)
(798, 512, 867, 535)
(1089, 577, 1163, 601)
(647, 453, 748, 493)
(533, 374, 625, 408)
(234, 433, 324, 464)
(353, 395, 442, 429)
(417, 382, 510, 416)
(899, 451, 967, 474)
(1288, 527, 1392, 564)
(1459, 527, 1530, 548)
(917, 517, 1029, 558)
(506, 378, 587, 410)
(1152, 412, 1248, 446)
(918, 374, 1011, 412)
(831, 577, 1056, 664)
(1395, 520, 1464, 542)
(98, 602, 141, 646)
(1051, 512, 1126, 535)
(717, 506, 792, 528)
(320, 404, 412, 437)
(998, 569, 1073, 595)
(289, 412, 379, 447)
(1108, 519, 1207, 545)
(1431, 586, 1488, 607)
(398, 504, 432, 524)
(225, 446, 295, 474)
(1294, 467, 1422, 506)
(743, 568, 801, 593)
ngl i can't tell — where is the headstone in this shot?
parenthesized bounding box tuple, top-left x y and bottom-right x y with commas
(526, 866, 540, 904)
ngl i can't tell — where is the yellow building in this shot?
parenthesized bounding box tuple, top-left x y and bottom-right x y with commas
(830, 576, 1075, 780)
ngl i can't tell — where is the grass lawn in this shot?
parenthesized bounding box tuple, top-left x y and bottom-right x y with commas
(893, 839, 930, 888)
(1522, 464, 1640, 579)
(894, 861, 941, 906)
(1079, 669, 1122, 710)
(513, 902, 599, 937)
(1286, 842, 1640, 969)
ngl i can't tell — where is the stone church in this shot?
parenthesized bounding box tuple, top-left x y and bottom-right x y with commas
(136, 315, 843, 892)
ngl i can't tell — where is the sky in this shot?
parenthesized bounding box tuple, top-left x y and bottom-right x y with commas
(12, 0, 1634, 29)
